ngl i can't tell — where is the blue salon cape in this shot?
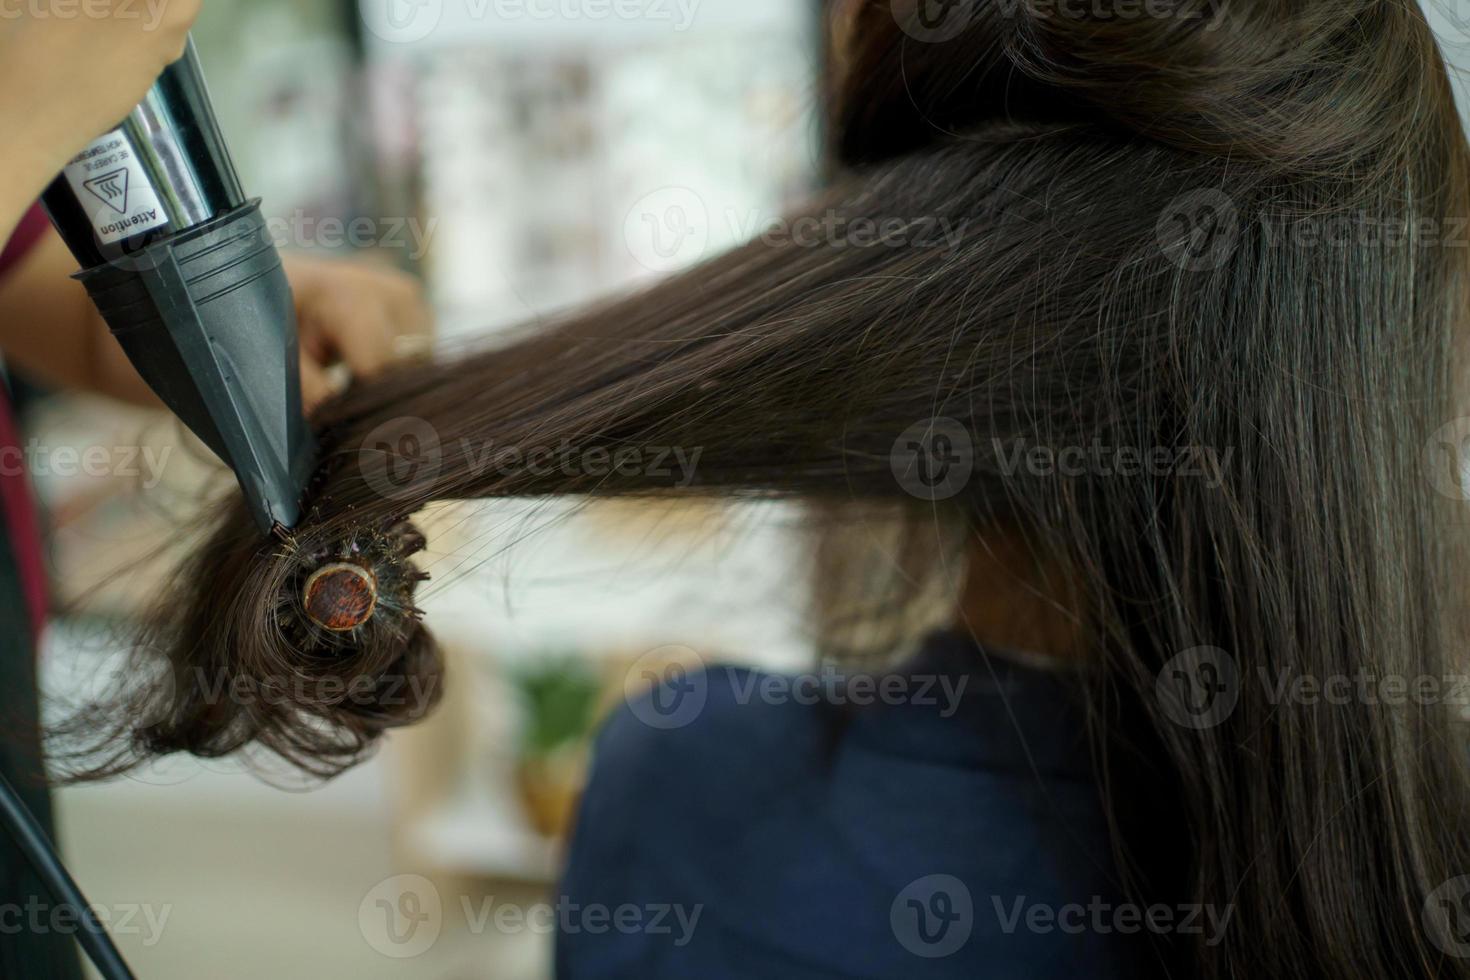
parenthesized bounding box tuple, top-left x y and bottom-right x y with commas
(556, 630, 1176, 978)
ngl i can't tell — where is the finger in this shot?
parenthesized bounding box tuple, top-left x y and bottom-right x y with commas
(299, 353, 333, 414)
(333, 301, 398, 379)
(394, 332, 435, 360)
(386, 275, 435, 343)
(302, 293, 397, 379)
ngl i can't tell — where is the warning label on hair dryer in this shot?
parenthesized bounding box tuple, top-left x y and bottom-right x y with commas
(61, 129, 169, 246)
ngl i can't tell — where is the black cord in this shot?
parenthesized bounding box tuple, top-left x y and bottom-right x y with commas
(0, 770, 136, 980)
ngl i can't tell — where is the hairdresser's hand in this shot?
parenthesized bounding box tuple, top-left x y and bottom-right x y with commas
(283, 254, 434, 411)
(0, 239, 432, 409)
(0, 0, 201, 229)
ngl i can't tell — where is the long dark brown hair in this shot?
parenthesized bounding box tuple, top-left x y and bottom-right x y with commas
(53, 0, 1470, 975)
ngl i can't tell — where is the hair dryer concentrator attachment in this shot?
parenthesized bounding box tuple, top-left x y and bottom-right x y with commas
(39, 36, 315, 536)
(72, 201, 316, 533)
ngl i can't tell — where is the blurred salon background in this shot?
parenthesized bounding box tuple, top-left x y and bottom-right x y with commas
(20, 1, 1470, 978)
(21, 1, 826, 977)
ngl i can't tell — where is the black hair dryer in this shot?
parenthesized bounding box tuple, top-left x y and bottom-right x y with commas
(40, 36, 315, 533)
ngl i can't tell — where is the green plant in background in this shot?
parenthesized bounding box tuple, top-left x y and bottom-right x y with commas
(511, 656, 606, 840)
(511, 656, 604, 758)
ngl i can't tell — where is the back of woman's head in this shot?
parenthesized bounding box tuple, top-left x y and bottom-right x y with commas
(60, 2, 1470, 976)
(831, 5, 1470, 972)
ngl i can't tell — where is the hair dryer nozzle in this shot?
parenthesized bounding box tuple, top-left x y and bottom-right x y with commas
(73, 201, 315, 534)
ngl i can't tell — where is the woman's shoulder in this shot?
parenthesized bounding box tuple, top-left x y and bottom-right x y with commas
(593, 635, 1097, 797)
(593, 660, 836, 794)
(556, 642, 1167, 979)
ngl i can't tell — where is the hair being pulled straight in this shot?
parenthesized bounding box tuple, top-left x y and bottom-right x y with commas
(55, 2, 1470, 977)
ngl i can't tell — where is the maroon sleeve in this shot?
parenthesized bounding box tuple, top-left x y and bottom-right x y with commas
(0, 205, 49, 280)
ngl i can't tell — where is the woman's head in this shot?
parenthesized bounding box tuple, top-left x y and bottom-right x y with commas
(60, 1, 1470, 975)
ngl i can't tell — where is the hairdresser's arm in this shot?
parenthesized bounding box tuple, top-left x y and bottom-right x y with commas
(0, 230, 433, 408)
(0, 227, 155, 403)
